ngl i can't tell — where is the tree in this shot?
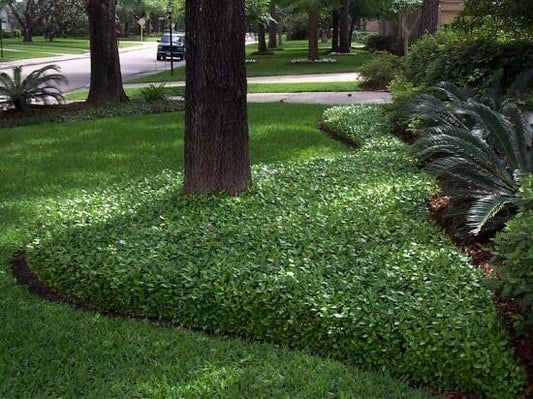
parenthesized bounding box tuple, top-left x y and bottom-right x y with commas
(85, 0, 128, 105)
(338, 0, 350, 53)
(246, 0, 270, 54)
(420, 0, 438, 34)
(39, 0, 88, 41)
(268, 1, 278, 49)
(392, 0, 422, 56)
(331, 9, 339, 52)
(5, 0, 54, 42)
(184, 0, 251, 195)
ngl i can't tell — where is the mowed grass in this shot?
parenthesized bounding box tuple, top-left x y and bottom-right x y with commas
(0, 36, 136, 62)
(0, 104, 433, 398)
(132, 40, 373, 83)
(65, 81, 360, 101)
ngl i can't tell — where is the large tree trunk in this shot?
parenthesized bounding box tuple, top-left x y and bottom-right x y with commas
(23, 25, 33, 42)
(307, 8, 319, 61)
(339, 0, 351, 53)
(86, 0, 127, 105)
(257, 23, 267, 53)
(268, 2, 277, 49)
(421, 0, 439, 34)
(184, 0, 251, 195)
(331, 10, 339, 53)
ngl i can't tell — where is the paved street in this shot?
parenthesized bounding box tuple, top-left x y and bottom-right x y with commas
(0, 42, 184, 93)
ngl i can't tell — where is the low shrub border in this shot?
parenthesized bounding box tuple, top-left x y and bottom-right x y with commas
(26, 105, 524, 397)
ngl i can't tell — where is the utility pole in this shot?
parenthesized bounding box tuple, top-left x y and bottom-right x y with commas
(167, 0, 174, 76)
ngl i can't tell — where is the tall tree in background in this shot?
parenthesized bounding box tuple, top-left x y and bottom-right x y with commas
(246, 0, 270, 54)
(40, 0, 87, 41)
(6, 0, 53, 42)
(184, 0, 251, 195)
(268, 1, 278, 49)
(420, 0, 438, 34)
(85, 0, 128, 105)
(392, 0, 422, 55)
(338, 0, 350, 52)
(331, 9, 339, 52)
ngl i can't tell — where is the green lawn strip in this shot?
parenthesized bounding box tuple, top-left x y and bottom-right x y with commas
(131, 40, 374, 83)
(65, 82, 359, 101)
(0, 104, 434, 398)
(0, 37, 136, 62)
(6, 105, 523, 396)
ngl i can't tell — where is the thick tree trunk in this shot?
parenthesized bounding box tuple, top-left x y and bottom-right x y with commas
(184, 0, 251, 195)
(278, 30, 282, 45)
(23, 26, 32, 42)
(331, 10, 339, 53)
(307, 8, 319, 61)
(339, 0, 351, 53)
(268, 2, 277, 49)
(86, 0, 127, 105)
(421, 0, 439, 34)
(257, 23, 267, 53)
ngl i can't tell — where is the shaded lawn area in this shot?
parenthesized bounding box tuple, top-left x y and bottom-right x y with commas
(0, 104, 433, 398)
(65, 81, 360, 101)
(131, 40, 373, 83)
(0, 37, 136, 62)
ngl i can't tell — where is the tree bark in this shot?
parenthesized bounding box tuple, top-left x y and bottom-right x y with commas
(257, 23, 267, 53)
(268, 2, 277, 49)
(86, 0, 128, 105)
(184, 0, 251, 195)
(278, 30, 282, 45)
(307, 8, 319, 60)
(421, 0, 439, 34)
(331, 10, 339, 53)
(339, 0, 351, 53)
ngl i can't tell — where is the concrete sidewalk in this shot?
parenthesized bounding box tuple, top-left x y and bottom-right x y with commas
(247, 91, 391, 104)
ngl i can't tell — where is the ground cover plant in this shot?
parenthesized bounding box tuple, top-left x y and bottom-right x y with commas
(0, 104, 436, 398)
(131, 40, 374, 83)
(16, 105, 525, 397)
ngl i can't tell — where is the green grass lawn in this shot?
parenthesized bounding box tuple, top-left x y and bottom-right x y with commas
(66, 81, 360, 101)
(131, 40, 373, 83)
(0, 36, 136, 62)
(0, 104, 435, 398)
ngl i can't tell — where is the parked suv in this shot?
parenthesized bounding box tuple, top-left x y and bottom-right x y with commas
(157, 32, 185, 61)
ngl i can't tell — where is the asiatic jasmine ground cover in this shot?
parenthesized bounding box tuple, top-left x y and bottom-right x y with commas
(23, 105, 524, 397)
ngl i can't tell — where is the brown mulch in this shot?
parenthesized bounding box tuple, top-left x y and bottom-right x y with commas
(1, 102, 90, 123)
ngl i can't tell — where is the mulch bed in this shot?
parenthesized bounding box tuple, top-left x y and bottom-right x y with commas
(1, 102, 91, 123)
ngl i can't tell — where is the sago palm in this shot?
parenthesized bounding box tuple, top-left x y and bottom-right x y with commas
(0, 64, 68, 112)
(407, 82, 532, 235)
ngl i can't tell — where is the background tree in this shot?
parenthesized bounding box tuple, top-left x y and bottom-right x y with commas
(184, 0, 251, 195)
(338, 0, 350, 53)
(39, 0, 88, 41)
(419, 0, 438, 34)
(5, 0, 53, 42)
(391, 0, 422, 55)
(85, 0, 128, 105)
(246, 0, 270, 54)
(268, 1, 278, 49)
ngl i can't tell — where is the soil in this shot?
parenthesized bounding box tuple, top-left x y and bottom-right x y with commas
(1, 102, 91, 123)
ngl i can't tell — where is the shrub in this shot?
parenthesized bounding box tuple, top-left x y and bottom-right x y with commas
(364, 33, 398, 53)
(386, 75, 427, 135)
(0, 65, 67, 112)
(404, 29, 533, 95)
(1, 29, 22, 39)
(407, 83, 533, 235)
(492, 176, 533, 332)
(26, 105, 524, 397)
(139, 83, 169, 103)
(359, 53, 402, 90)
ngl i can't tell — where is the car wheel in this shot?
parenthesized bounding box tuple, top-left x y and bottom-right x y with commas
(157, 55, 162, 61)
(162, 55, 166, 61)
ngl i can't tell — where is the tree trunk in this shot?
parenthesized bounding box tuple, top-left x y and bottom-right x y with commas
(86, 0, 128, 105)
(257, 23, 267, 53)
(278, 30, 282, 45)
(268, 2, 277, 49)
(307, 8, 319, 61)
(23, 26, 32, 42)
(339, 0, 351, 53)
(184, 0, 251, 195)
(331, 10, 339, 53)
(421, 0, 439, 35)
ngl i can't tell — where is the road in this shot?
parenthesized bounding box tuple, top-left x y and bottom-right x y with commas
(1, 42, 184, 93)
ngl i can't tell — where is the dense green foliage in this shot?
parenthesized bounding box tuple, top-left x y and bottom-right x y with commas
(139, 83, 170, 103)
(492, 176, 533, 332)
(404, 30, 533, 94)
(406, 83, 532, 235)
(23, 106, 524, 397)
(1, 104, 435, 398)
(359, 52, 402, 90)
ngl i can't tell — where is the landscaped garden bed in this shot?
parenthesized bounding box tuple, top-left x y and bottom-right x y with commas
(16, 104, 525, 398)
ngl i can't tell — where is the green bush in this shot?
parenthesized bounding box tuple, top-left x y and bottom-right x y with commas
(1, 29, 22, 39)
(404, 29, 533, 94)
(386, 75, 426, 135)
(492, 176, 533, 331)
(359, 53, 402, 90)
(363, 33, 401, 54)
(26, 105, 524, 397)
(139, 83, 169, 103)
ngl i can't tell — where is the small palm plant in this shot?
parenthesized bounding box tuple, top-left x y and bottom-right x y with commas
(0, 64, 68, 112)
(406, 82, 532, 235)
